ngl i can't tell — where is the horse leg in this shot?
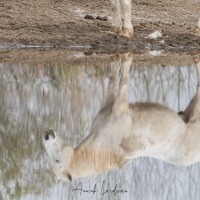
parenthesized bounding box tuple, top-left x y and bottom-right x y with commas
(109, 0, 122, 36)
(120, 0, 134, 38)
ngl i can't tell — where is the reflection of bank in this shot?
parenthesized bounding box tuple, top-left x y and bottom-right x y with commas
(43, 53, 200, 184)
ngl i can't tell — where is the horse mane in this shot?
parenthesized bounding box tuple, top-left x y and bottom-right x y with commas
(68, 146, 128, 179)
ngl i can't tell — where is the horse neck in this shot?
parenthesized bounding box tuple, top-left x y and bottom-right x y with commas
(68, 145, 125, 179)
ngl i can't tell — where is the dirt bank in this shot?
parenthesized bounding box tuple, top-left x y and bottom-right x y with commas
(0, 48, 198, 67)
(0, 0, 200, 51)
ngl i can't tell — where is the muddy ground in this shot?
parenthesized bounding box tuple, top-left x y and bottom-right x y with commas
(0, 0, 200, 57)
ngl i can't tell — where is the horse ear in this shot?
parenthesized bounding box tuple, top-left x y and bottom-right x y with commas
(56, 177, 60, 183)
(60, 169, 72, 181)
(118, 159, 129, 169)
(67, 172, 72, 181)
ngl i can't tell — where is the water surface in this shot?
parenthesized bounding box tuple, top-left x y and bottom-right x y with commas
(0, 54, 199, 200)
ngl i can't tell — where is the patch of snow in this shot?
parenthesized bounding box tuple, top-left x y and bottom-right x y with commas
(74, 8, 85, 17)
(73, 52, 85, 58)
(149, 50, 163, 57)
(146, 31, 162, 39)
(159, 40, 165, 44)
(107, 16, 112, 21)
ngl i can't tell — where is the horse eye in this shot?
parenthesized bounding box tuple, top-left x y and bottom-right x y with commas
(56, 160, 60, 163)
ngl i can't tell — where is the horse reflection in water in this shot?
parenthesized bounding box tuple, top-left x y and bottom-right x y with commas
(43, 53, 200, 182)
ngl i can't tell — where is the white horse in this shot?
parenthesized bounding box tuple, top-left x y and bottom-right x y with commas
(43, 53, 200, 182)
(109, 0, 200, 38)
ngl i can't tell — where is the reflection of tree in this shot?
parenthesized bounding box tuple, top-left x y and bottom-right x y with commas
(0, 62, 198, 199)
(130, 64, 197, 112)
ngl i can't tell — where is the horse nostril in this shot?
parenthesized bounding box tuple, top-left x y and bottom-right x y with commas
(45, 133, 49, 140)
(45, 130, 55, 140)
(49, 130, 55, 138)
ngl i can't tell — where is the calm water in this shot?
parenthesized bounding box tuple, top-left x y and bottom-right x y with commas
(0, 54, 200, 200)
